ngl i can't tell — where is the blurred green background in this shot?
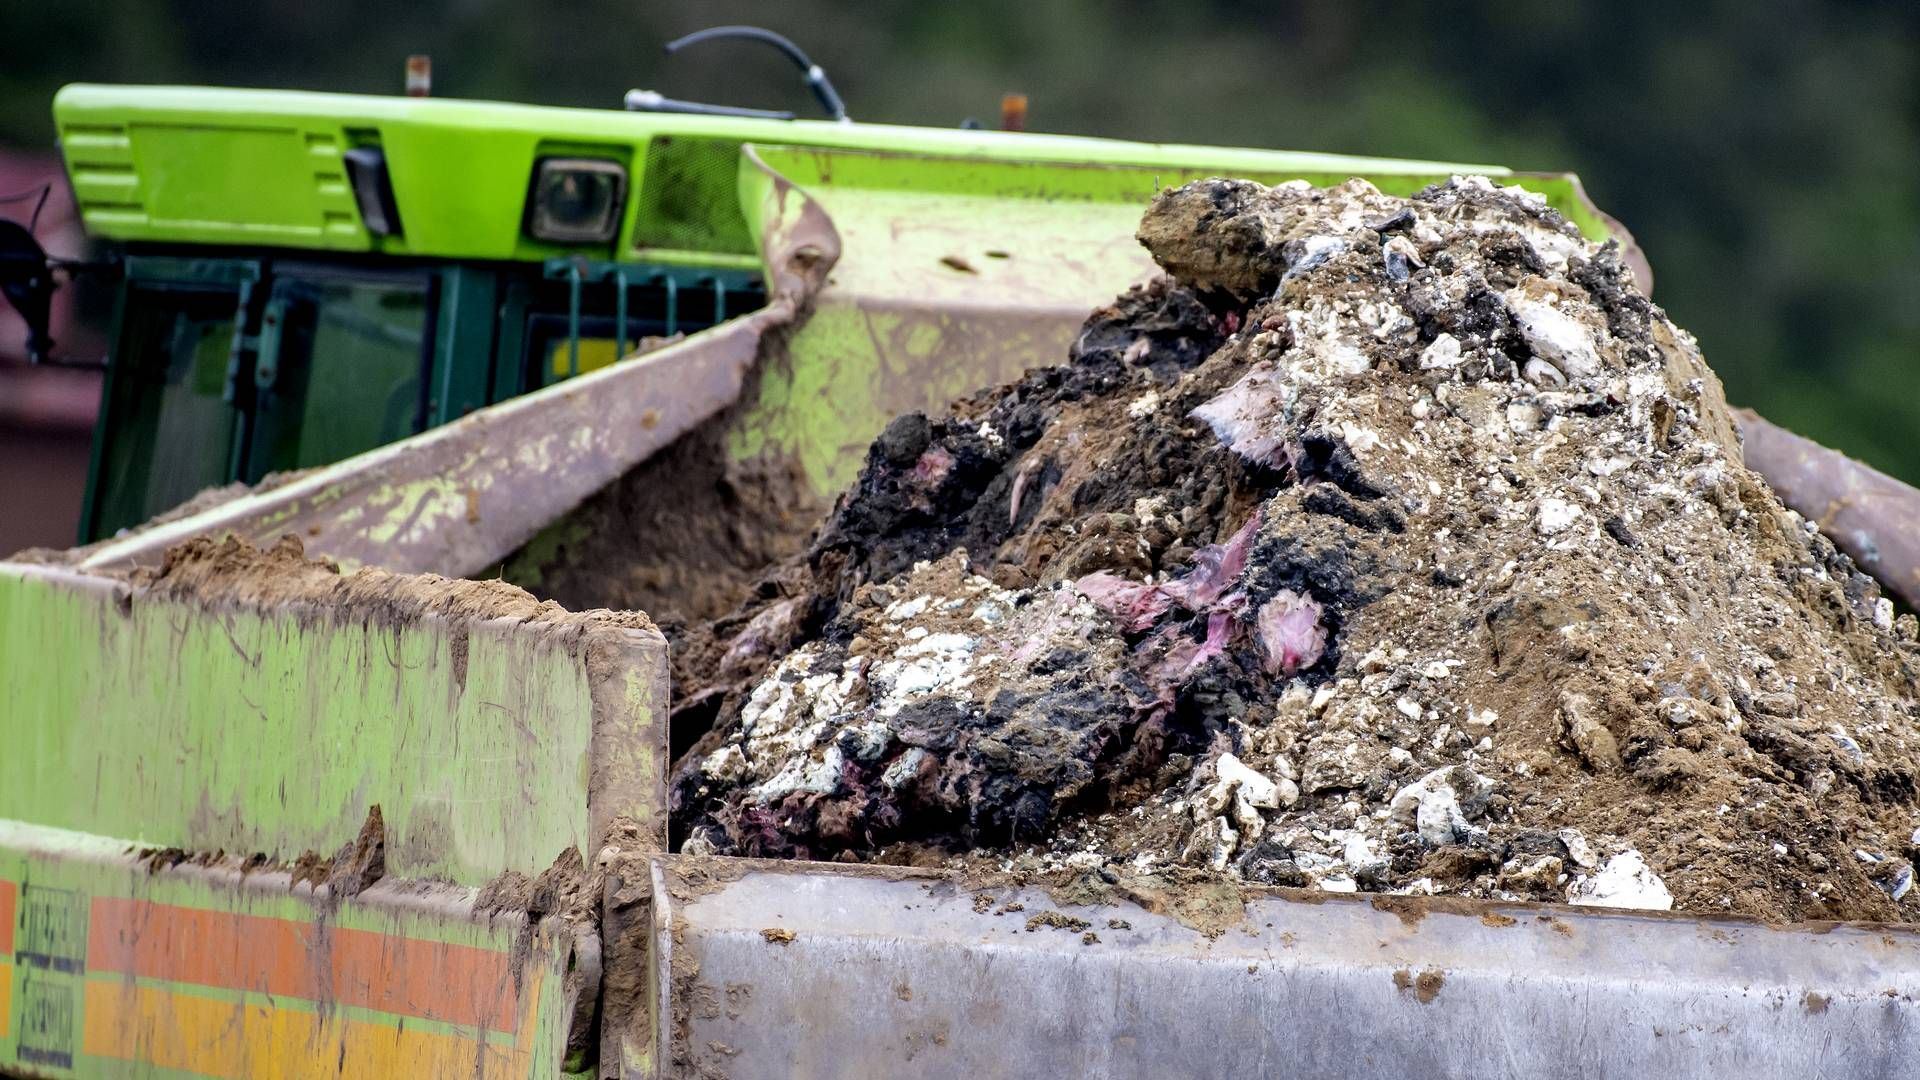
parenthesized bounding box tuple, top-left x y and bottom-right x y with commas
(2, 0, 1917, 483)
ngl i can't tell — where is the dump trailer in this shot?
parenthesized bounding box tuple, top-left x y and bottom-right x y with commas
(6, 72, 1920, 1079)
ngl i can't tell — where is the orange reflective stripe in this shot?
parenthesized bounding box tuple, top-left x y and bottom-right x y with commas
(82, 981, 531, 1079)
(87, 897, 519, 1033)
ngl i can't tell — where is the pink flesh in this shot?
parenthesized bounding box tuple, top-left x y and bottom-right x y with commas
(911, 446, 955, 485)
(1189, 364, 1291, 468)
(1256, 590, 1327, 675)
(1158, 510, 1262, 609)
(1076, 509, 1262, 632)
(1074, 571, 1175, 632)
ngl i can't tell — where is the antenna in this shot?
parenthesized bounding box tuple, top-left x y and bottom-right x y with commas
(663, 26, 850, 122)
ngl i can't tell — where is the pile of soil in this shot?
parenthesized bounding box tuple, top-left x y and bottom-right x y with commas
(669, 176, 1920, 924)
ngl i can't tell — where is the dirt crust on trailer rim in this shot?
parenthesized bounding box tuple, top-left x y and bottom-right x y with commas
(672, 176, 1920, 925)
(135, 533, 656, 638)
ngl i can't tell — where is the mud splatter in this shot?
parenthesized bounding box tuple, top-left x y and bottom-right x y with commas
(1392, 967, 1446, 1005)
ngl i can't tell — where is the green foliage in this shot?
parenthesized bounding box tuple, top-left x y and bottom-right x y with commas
(5, 0, 1918, 477)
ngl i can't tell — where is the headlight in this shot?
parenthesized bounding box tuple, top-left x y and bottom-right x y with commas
(527, 158, 627, 244)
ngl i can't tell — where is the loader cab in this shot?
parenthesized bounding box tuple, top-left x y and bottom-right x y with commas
(84, 252, 762, 539)
(50, 84, 781, 542)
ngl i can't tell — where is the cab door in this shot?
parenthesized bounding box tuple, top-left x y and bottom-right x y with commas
(82, 260, 439, 540)
(84, 263, 255, 539)
(241, 266, 433, 482)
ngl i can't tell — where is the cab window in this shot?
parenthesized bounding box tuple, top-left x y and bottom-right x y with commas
(246, 271, 430, 480)
(89, 284, 243, 537)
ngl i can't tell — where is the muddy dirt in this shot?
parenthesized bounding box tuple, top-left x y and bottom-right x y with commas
(303, 803, 387, 898)
(499, 414, 820, 629)
(475, 844, 596, 924)
(669, 176, 1920, 925)
(137, 532, 654, 637)
(492, 399, 823, 735)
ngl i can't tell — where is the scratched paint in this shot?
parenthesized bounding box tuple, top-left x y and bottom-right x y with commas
(0, 562, 666, 887)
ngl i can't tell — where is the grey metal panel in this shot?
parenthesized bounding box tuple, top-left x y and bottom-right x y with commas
(655, 861, 1920, 1079)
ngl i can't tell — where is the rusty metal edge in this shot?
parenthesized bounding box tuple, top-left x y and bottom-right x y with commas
(1737, 408, 1920, 611)
(583, 625, 674, 861)
(564, 926, 604, 1072)
(594, 860, 661, 1079)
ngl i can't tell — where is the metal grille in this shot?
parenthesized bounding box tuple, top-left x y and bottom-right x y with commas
(630, 137, 756, 256)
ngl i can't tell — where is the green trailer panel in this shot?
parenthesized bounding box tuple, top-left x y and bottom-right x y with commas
(0, 561, 667, 886)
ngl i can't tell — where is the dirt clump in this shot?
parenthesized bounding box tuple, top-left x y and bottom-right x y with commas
(324, 804, 387, 898)
(7, 468, 312, 566)
(671, 175, 1920, 925)
(286, 804, 387, 897)
(475, 845, 596, 925)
